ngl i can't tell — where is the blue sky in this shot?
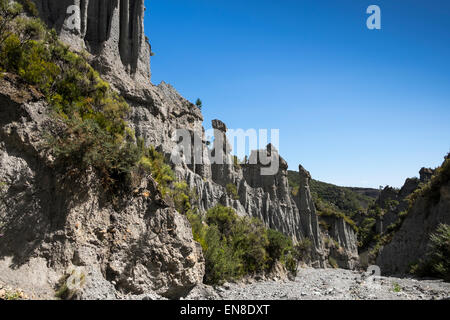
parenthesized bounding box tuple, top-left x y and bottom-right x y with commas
(144, 0, 450, 188)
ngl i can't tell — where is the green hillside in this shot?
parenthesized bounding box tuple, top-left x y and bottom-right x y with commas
(287, 170, 379, 220)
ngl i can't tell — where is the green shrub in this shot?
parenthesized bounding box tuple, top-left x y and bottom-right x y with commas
(357, 216, 376, 248)
(187, 212, 208, 251)
(0, 0, 23, 44)
(392, 282, 402, 293)
(318, 219, 331, 231)
(188, 205, 300, 284)
(225, 183, 239, 200)
(231, 216, 269, 274)
(232, 156, 241, 170)
(428, 224, 450, 280)
(297, 238, 312, 252)
(137, 142, 175, 196)
(203, 225, 241, 284)
(2, 290, 22, 300)
(195, 98, 202, 110)
(266, 229, 292, 263)
(328, 257, 338, 269)
(0, 8, 143, 189)
(315, 197, 358, 232)
(266, 229, 298, 274)
(170, 181, 197, 215)
(412, 224, 450, 281)
(206, 205, 237, 237)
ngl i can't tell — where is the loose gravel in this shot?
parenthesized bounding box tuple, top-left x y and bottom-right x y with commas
(186, 267, 450, 300)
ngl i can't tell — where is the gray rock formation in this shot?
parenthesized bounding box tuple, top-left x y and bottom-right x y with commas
(295, 165, 325, 266)
(323, 216, 359, 269)
(419, 168, 434, 182)
(0, 74, 204, 299)
(375, 167, 435, 235)
(294, 165, 359, 269)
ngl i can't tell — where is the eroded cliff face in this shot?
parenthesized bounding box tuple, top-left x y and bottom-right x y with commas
(0, 74, 204, 299)
(376, 164, 450, 276)
(375, 168, 434, 233)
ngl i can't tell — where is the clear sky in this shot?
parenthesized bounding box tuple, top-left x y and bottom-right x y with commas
(143, 0, 450, 188)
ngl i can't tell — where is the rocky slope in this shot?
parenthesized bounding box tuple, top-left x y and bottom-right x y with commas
(376, 157, 450, 276)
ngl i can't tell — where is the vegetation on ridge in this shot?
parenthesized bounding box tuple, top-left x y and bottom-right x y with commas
(409, 224, 450, 281)
(407, 155, 450, 213)
(366, 155, 450, 272)
(0, 1, 173, 193)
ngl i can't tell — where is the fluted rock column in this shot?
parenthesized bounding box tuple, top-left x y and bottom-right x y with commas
(119, 0, 130, 68)
(298, 165, 325, 267)
(33, 0, 151, 81)
(210, 119, 235, 186)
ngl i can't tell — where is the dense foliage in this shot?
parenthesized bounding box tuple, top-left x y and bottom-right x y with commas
(225, 183, 239, 200)
(188, 205, 299, 284)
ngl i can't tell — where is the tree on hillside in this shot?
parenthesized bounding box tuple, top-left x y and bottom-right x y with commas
(195, 98, 203, 110)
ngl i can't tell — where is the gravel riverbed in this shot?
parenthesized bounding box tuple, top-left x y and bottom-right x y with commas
(185, 267, 450, 300)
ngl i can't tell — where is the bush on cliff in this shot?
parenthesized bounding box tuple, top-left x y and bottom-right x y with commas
(411, 224, 450, 281)
(428, 224, 450, 281)
(170, 181, 197, 215)
(0, 3, 176, 193)
(408, 157, 450, 211)
(225, 183, 239, 200)
(17, 0, 38, 17)
(188, 205, 298, 284)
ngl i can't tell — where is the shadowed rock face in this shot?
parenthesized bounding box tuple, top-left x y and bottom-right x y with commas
(419, 168, 434, 182)
(33, 0, 151, 81)
(0, 74, 204, 299)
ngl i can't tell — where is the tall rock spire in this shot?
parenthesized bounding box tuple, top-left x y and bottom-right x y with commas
(297, 165, 325, 267)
